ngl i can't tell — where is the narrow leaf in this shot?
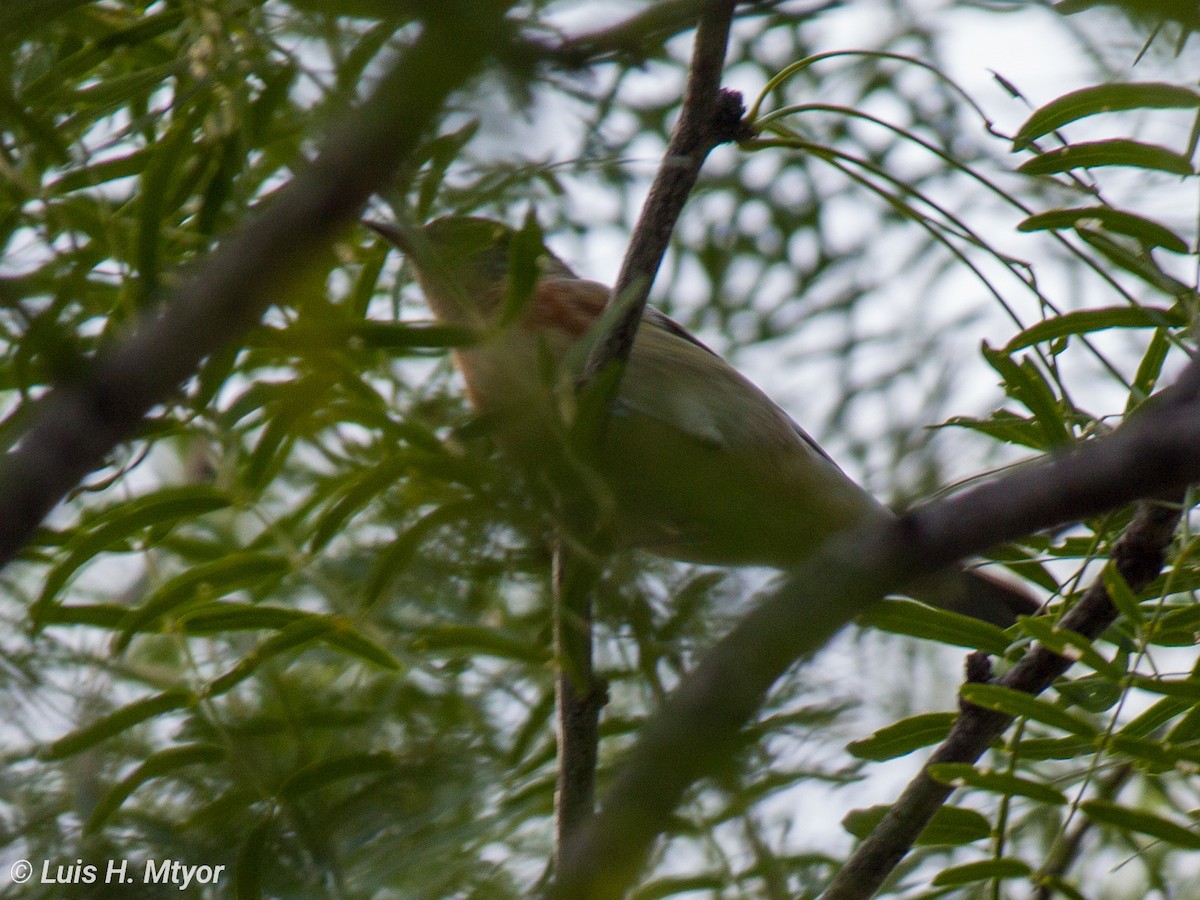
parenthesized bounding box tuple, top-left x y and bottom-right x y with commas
(860, 598, 1013, 654)
(1018, 140, 1194, 176)
(1018, 206, 1188, 253)
(1014, 83, 1200, 146)
(960, 683, 1100, 737)
(41, 689, 193, 760)
(933, 858, 1032, 887)
(277, 752, 396, 799)
(847, 712, 956, 761)
(85, 744, 226, 833)
(115, 553, 290, 651)
(928, 763, 1067, 804)
(843, 804, 992, 846)
(1004, 306, 1184, 353)
(1082, 799, 1200, 849)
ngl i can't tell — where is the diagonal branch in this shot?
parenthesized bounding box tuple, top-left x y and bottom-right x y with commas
(579, 0, 751, 392)
(553, 353, 1200, 899)
(821, 498, 1184, 900)
(0, 9, 508, 568)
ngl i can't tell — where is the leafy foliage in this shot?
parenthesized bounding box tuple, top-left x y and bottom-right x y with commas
(0, 1, 1198, 898)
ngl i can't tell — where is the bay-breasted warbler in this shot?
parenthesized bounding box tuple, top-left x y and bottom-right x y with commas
(367, 215, 1038, 626)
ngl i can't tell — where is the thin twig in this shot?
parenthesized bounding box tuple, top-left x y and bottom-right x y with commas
(579, 0, 751, 392)
(549, 0, 744, 891)
(553, 354, 1200, 900)
(552, 545, 607, 873)
(1033, 763, 1134, 900)
(821, 499, 1184, 900)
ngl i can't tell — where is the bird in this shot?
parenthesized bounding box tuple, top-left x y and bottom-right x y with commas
(366, 214, 1039, 627)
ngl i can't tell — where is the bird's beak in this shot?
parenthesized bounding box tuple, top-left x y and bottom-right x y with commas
(363, 219, 416, 254)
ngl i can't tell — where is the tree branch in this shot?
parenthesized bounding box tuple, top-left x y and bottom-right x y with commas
(821, 499, 1183, 900)
(549, 0, 744, 879)
(0, 8, 508, 568)
(552, 354, 1200, 899)
(579, 0, 751, 391)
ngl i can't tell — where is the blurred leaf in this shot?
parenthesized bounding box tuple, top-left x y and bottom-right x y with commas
(34, 486, 232, 620)
(114, 552, 290, 651)
(85, 744, 227, 833)
(860, 598, 1014, 654)
(1018, 140, 1195, 176)
(41, 689, 194, 760)
(1014, 83, 1200, 147)
(843, 804, 992, 845)
(277, 751, 398, 799)
(235, 814, 274, 900)
(932, 858, 1032, 887)
(1081, 799, 1200, 849)
(960, 684, 1101, 737)
(847, 712, 955, 761)
(928, 763, 1067, 804)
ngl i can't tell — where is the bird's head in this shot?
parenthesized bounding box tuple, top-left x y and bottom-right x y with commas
(367, 215, 575, 327)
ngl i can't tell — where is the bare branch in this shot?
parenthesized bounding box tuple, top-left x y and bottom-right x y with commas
(550, 0, 743, 879)
(0, 9, 508, 568)
(821, 499, 1183, 900)
(579, 0, 750, 392)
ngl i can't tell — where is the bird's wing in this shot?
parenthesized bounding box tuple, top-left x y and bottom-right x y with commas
(623, 306, 841, 467)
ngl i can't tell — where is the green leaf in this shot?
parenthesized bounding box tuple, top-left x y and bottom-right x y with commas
(85, 743, 226, 833)
(1017, 140, 1195, 176)
(41, 689, 193, 760)
(1107, 733, 1186, 773)
(1127, 327, 1172, 412)
(277, 752, 397, 799)
(1036, 874, 1089, 900)
(941, 410, 1047, 450)
(1016, 615, 1124, 678)
(204, 618, 333, 698)
(847, 712, 956, 761)
(1103, 564, 1146, 625)
(1004, 306, 1184, 353)
(364, 500, 482, 606)
(1128, 675, 1200, 699)
(414, 118, 480, 218)
(203, 614, 398, 698)
(960, 684, 1101, 737)
(1015, 735, 1096, 760)
(309, 456, 411, 552)
(235, 814, 273, 900)
(981, 345, 1072, 449)
(1077, 230, 1194, 296)
(1121, 696, 1192, 739)
(932, 858, 1032, 887)
(1014, 83, 1200, 146)
(927, 763, 1068, 804)
(500, 210, 545, 326)
(34, 485, 232, 622)
(324, 620, 401, 670)
(52, 148, 154, 193)
(1056, 675, 1124, 713)
(1017, 207, 1189, 253)
(411, 624, 549, 664)
(859, 598, 1013, 654)
(114, 552, 290, 651)
(843, 804, 992, 846)
(1081, 799, 1200, 849)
